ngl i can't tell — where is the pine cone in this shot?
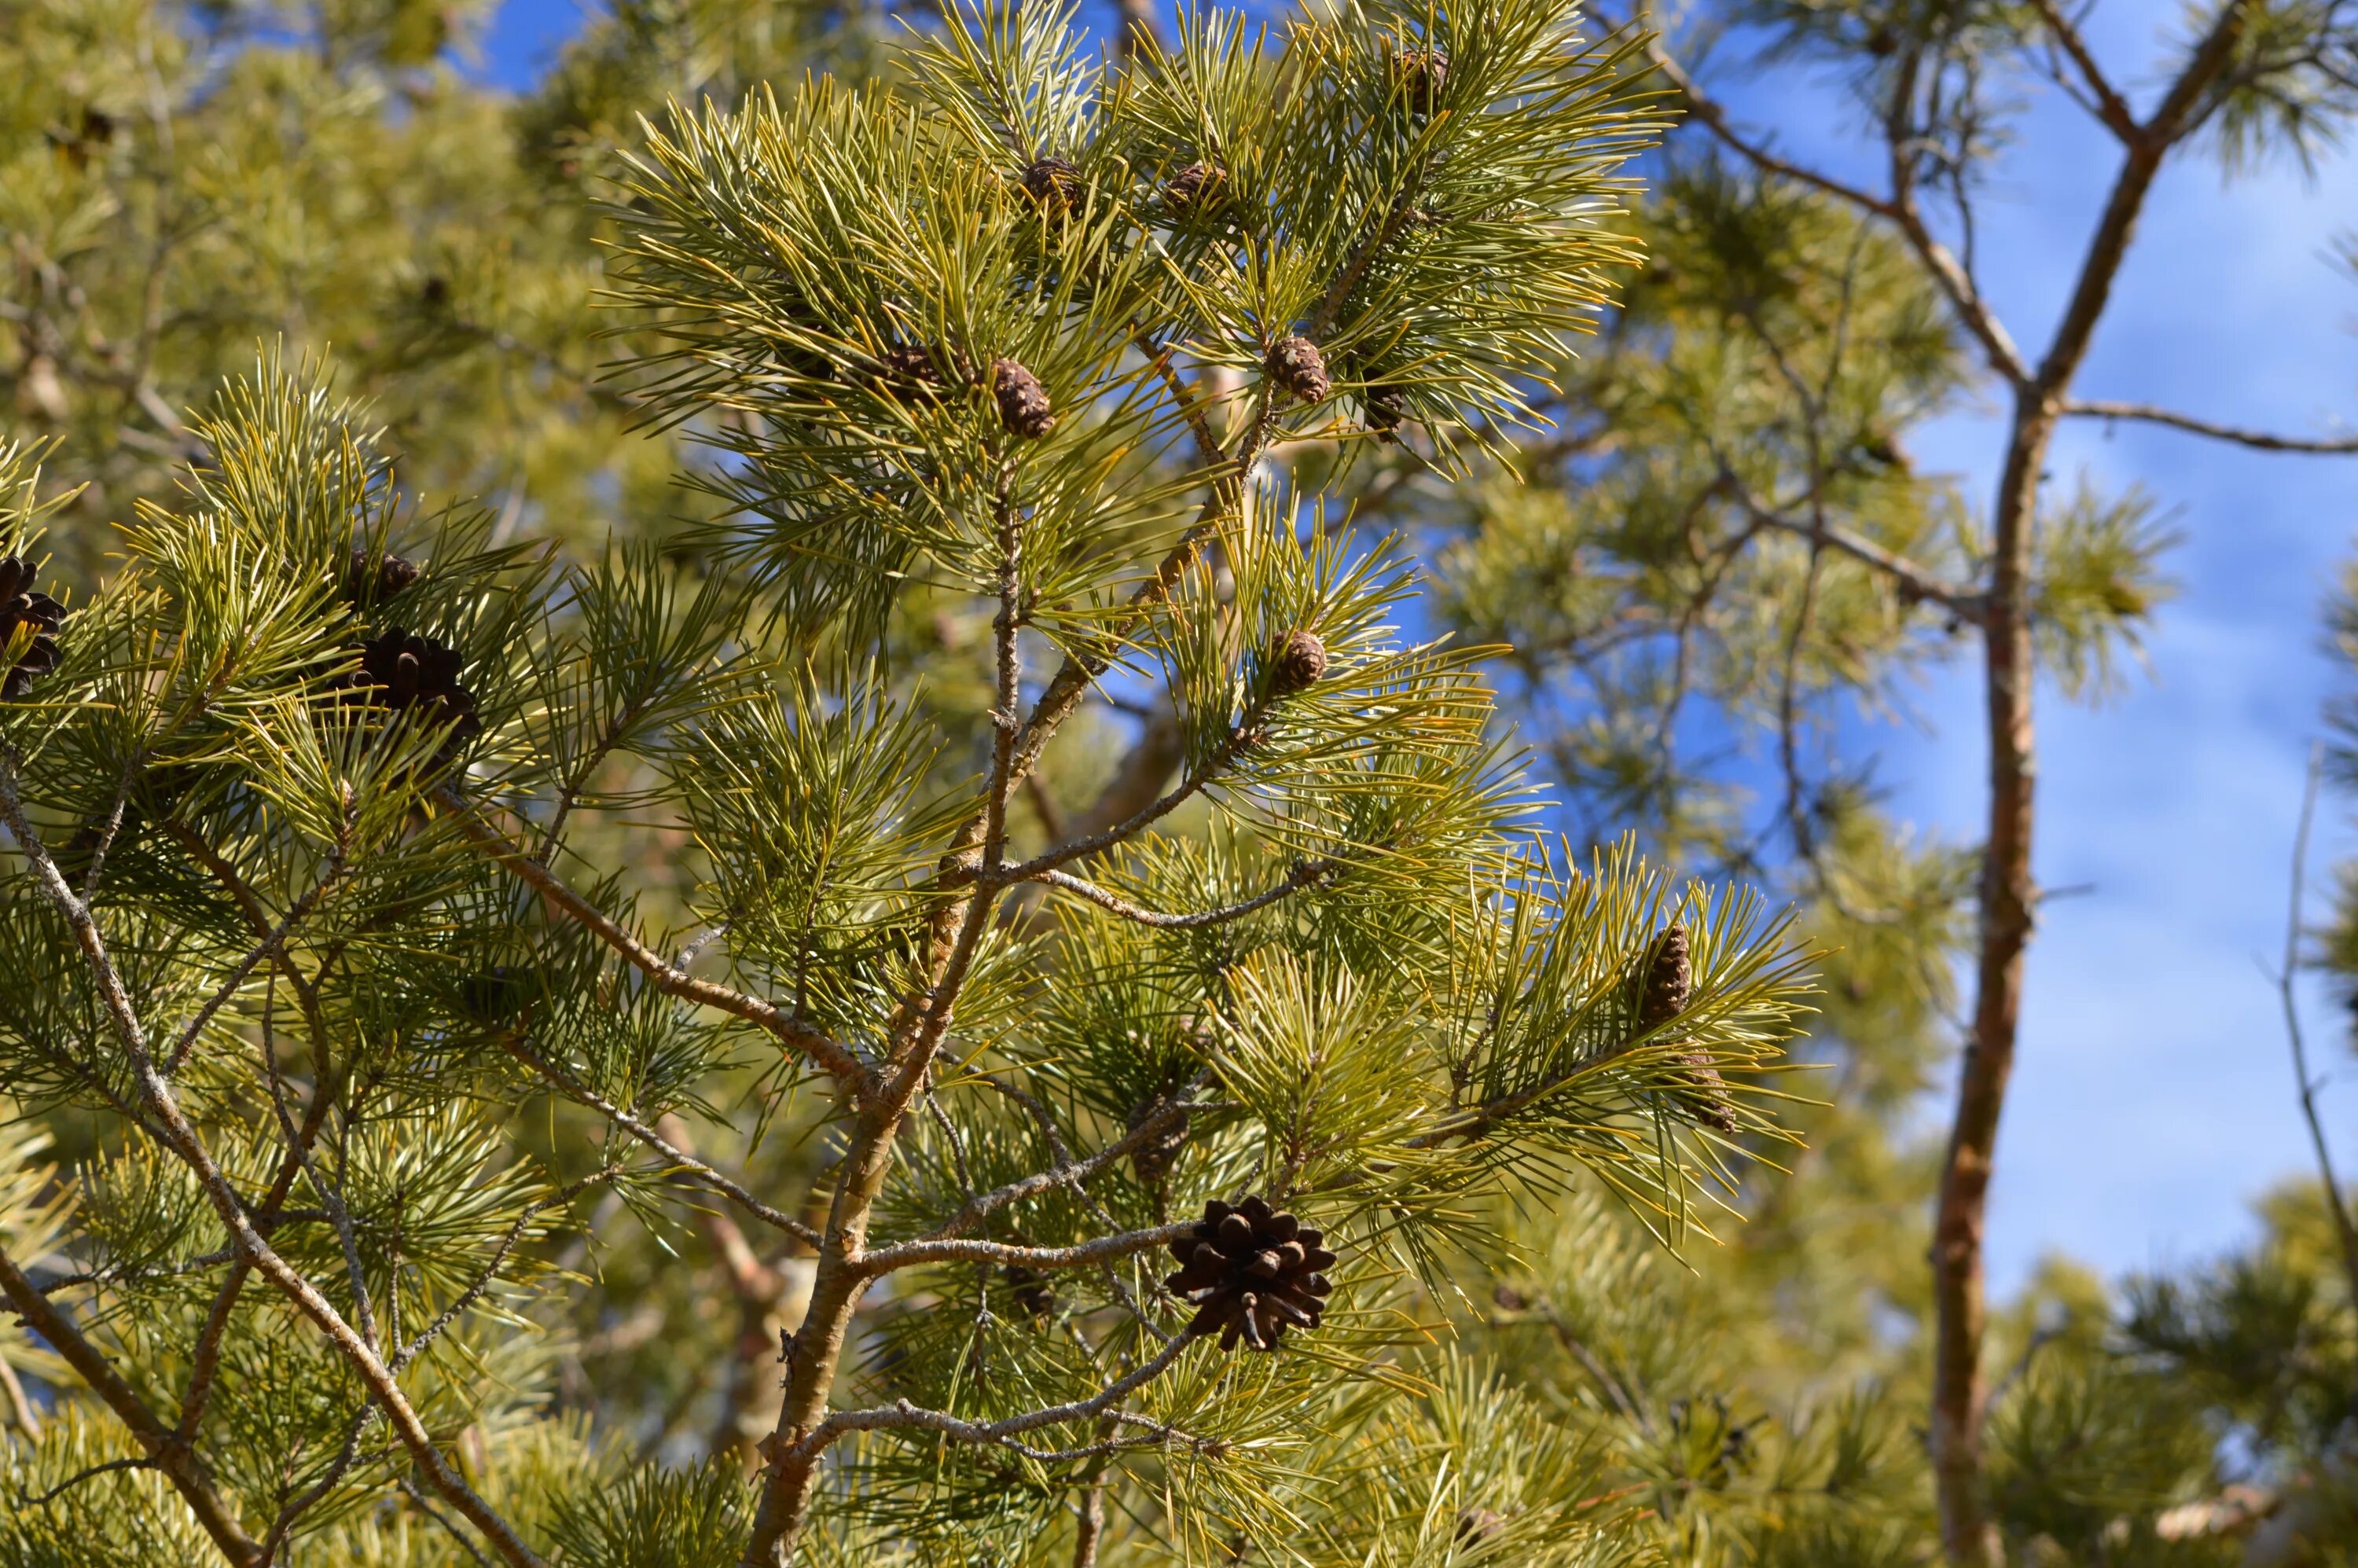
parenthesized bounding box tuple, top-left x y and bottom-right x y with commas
(991, 357, 1056, 439)
(1163, 1195, 1335, 1352)
(1267, 334, 1331, 405)
(0, 556, 65, 700)
(1019, 156, 1082, 215)
(1394, 46, 1449, 116)
(1165, 160, 1226, 212)
(1638, 924, 1691, 1030)
(1363, 385, 1405, 441)
(1126, 1089, 1190, 1187)
(872, 343, 949, 398)
(1002, 1265, 1055, 1318)
(1269, 629, 1328, 695)
(341, 627, 483, 746)
(1637, 923, 1737, 1134)
(1455, 1508, 1508, 1546)
(343, 547, 420, 608)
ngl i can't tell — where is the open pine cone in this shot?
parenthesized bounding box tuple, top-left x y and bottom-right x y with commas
(1019, 156, 1082, 215)
(342, 628, 483, 748)
(0, 557, 65, 700)
(1164, 1195, 1334, 1352)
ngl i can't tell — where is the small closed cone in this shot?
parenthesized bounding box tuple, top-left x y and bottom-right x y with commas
(991, 357, 1056, 439)
(1267, 334, 1331, 405)
(343, 547, 420, 608)
(1127, 1089, 1189, 1187)
(1638, 923, 1737, 1133)
(1165, 160, 1226, 211)
(1270, 629, 1328, 694)
(1394, 46, 1449, 116)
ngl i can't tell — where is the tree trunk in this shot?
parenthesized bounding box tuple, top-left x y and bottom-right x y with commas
(1930, 398, 2048, 1566)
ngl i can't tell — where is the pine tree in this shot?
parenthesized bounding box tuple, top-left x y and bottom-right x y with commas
(1413, 5, 2358, 1559)
(0, 5, 1831, 1565)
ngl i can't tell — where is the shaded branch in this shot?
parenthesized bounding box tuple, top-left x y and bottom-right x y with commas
(1, 765, 547, 1568)
(779, 1331, 1205, 1465)
(1017, 860, 1334, 929)
(503, 1037, 822, 1250)
(436, 786, 869, 1086)
(0, 1241, 262, 1564)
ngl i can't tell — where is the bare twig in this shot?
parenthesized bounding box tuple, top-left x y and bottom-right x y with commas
(2062, 399, 2358, 454)
(857, 1222, 1196, 1278)
(779, 1331, 1207, 1466)
(2277, 747, 2358, 1374)
(1720, 469, 1985, 622)
(2024, 0, 2140, 142)
(19, 1454, 154, 1507)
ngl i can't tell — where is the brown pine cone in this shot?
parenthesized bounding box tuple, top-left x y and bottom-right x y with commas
(1266, 334, 1331, 405)
(340, 627, 483, 746)
(872, 343, 949, 398)
(1638, 924, 1691, 1030)
(1002, 1265, 1055, 1318)
(0, 557, 66, 700)
(1163, 1195, 1335, 1352)
(1126, 1089, 1190, 1187)
(343, 547, 420, 608)
(1394, 46, 1449, 116)
(1165, 160, 1226, 212)
(1455, 1507, 1508, 1546)
(1638, 923, 1738, 1133)
(991, 357, 1056, 439)
(1363, 385, 1405, 441)
(1019, 156, 1082, 214)
(1269, 629, 1328, 695)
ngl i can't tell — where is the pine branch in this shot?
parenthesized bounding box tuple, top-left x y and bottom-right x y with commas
(2061, 398, 2358, 453)
(1, 762, 550, 1568)
(1018, 860, 1334, 929)
(0, 1241, 263, 1565)
(437, 786, 870, 1086)
(503, 1039, 823, 1249)
(776, 1331, 1207, 1466)
(857, 1221, 1195, 1277)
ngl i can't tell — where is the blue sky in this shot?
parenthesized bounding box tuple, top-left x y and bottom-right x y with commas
(472, 0, 2358, 1298)
(1700, 2, 2358, 1295)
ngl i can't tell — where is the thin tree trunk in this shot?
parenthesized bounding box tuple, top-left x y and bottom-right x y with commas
(1930, 398, 2046, 1567)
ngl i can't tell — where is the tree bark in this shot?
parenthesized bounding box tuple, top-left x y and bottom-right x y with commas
(1928, 13, 2251, 1553)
